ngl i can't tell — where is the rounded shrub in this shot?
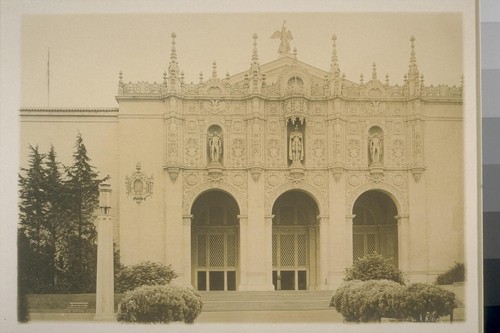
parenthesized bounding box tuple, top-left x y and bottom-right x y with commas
(436, 262, 465, 285)
(116, 284, 203, 324)
(395, 283, 456, 322)
(115, 261, 177, 293)
(345, 253, 405, 284)
(330, 280, 404, 322)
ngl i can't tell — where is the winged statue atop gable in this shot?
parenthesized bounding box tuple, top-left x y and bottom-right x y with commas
(271, 21, 293, 55)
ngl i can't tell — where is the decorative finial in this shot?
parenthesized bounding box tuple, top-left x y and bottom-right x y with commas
(372, 62, 377, 81)
(385, 73, 389, 85)
(180, 71, 185, 84)
(136, 162, 141, 171)
(212, 61, 217, 78)
(271, 20, 293, 56)
(420, 73, 424, 85)
(252, 33, 259, 63)
(119, 71, 123, 82)
(168, 32, 179, 76)
(199, 71, 204, 84)
(330, 34, 340, 74)
(293, 47, 297, 58)
(461, 75, 464, 86)
(360, 73, 364, 85)
(226, 71, 230, 79)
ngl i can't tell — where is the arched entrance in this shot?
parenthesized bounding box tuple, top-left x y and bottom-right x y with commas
(352, 190, 398, 266)
(271, 190, 319, 290)
(191, 190, 240, 291)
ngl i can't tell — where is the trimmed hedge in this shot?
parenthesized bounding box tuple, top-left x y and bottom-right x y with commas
(396, 283, 456, 322)
(117, 284, 203, 324)
(436, 262, 465, 285)
(331, 280, 457, 323)
(330, 280, 404, 322)
(345, 253, 405, 284)
(115, 261, 177, 293)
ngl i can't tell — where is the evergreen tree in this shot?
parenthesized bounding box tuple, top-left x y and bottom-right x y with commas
(63, 133, 106, 292)
(43, 145, 66, 291)
(18, 145, 51, 292)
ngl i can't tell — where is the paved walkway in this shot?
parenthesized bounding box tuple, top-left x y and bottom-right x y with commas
(29, 309, 343, 323)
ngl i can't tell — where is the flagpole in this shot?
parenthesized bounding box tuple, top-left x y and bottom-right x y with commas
(47, 47, 50, 107)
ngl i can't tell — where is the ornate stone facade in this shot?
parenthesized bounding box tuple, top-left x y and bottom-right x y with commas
(21, 28, 464, 292)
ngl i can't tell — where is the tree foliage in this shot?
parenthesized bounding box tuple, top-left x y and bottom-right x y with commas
(436, 262, 465, 285)
(117, 284, 203, 324)
(345, 253, 405, 285)
(115, 261, 177, 293)
(18, 134, 109, 294)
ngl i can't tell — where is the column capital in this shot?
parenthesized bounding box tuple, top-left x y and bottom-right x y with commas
(395, 214, 409, 220)
(182, 214, 193, 226)
(317, 215, 330, 224)
(264, 215, 275, 224)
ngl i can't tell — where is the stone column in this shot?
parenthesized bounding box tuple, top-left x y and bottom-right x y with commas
(182, 215, 193, 287)
(318, 215, 330, 290)
(345, 214, 356, 268)
(95, 183, 114, 321)
(396, 214, 410, 273)
(264, 215, 275, 290)
(238, 215, 249, 290)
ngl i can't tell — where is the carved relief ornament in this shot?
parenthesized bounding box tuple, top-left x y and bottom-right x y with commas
(126, 162, 154, 204)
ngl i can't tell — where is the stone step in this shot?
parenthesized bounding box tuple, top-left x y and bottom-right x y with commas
(199, 290, 334, 312)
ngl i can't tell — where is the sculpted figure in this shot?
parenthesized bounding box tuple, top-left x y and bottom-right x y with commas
(289, 125, 304, 162)
(370, 135, 382, 163)
(271, 21, 293, 55)
(209, 132, 222, 162)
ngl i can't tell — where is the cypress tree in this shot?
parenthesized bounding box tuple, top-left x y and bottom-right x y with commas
(43, 145, 66, 291)
(18, 145, 50, 292)
(63, 133, 106, 292)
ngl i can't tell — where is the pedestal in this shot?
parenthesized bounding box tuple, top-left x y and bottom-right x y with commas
(95, 215, 115, 321)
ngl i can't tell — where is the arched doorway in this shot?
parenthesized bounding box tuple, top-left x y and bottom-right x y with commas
(271, 190, 319, 290)
(352, 190, 398, 266)
(191, 190, 239, 291)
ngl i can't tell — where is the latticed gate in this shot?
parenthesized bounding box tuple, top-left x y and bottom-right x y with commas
(272, 201, 317, 290)
(353, 224, 398, 266)
(192, 202, 239, 291)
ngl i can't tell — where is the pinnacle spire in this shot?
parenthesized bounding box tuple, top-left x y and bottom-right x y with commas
(168, 32, 179, 76)
(250, 33, 260, 73)
(212, 61, 217, 79)
(372, 62, 377, 81)
(252, 33, 259, 63)
(330, 34, 340, 75)
(407, 35, 421, 95)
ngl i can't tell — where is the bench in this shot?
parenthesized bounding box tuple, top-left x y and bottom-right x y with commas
(67, 302, 89, 313)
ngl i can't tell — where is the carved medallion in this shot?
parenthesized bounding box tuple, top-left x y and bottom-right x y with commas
(125, 162, 154, 204)
(347, 139, 361, 166)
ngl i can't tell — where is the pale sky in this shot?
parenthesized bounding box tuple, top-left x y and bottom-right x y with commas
(21, 12, 463, 108)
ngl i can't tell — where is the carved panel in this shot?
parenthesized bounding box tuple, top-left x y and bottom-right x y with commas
(185, 137, 200, 165)
(227, 171, 247, 194)
(266, 101, 281, 115)
(267, 138, 281, 167)
(346, 138, 361, 167)
(305, 171, 328, 195)
(251, 122, 262, 162)
(167, 122, 179, 162)
(311, 139, 326, 166)
(203, 100, 226, 115)
(391, 139, 405, 166)
(231, 138, 246, 167)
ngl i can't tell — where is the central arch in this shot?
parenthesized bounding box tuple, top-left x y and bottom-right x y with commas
(191, 190, 240, 291)
(271, 190, 319, 290)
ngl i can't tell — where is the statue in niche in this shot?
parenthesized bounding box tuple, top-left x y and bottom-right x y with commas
(289, 125, 304, 163)
(209, 131, 222, 163)
(370, 134, 383, 164)
(271, 21, 293, 55)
